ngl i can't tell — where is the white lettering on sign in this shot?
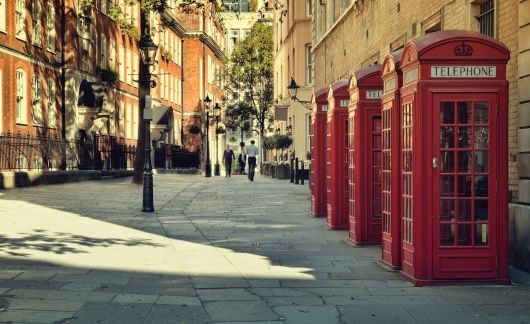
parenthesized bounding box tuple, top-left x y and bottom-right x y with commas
(340, 99, 350, 107)
(384, 78, 396, 93)
(322, 104, 328, 112)
(366, 90, 383, 100)
(431, 66, 496, 78)
(404, 68, 418, 84)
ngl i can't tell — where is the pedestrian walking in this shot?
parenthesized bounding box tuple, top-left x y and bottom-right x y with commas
(238, 149, 246, 175)
(222, 145, 235, 177)
(246, 140, 258, 181)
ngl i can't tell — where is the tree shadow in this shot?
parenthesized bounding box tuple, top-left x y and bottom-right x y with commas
(0, 229, 163, 257)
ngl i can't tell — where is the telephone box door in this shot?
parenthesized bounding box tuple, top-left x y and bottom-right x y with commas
(433, 93, 498, 279)
(368, 113, 382, 243)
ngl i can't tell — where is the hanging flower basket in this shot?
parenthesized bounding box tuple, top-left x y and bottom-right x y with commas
(189, 125, 201, 134)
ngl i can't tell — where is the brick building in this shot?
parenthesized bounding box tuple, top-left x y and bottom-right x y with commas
(0, 0, 63, 168)
(310, 0, 530, 271)
(273, 0, 313, 164)
(0, 0, 226, 170)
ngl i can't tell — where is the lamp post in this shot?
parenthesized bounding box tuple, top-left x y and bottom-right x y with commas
(287, 77, 312, 110)
(139, 29, 158, 213)
(213, 102, 221, 176)
(204, 95, 212, 177)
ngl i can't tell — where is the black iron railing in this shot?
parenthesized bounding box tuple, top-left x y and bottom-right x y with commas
(0, 132, 200, 171)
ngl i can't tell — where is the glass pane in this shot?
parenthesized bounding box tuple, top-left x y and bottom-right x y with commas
(457, 102, 472, 124)
(440, 151, 454, 173)
(457, 151, 472, 173)
(440, 102, 455, 124)
(474, 199, 489, 221)
(474, 102, 489, 124)
(457, 200, 472, 221)
(475, 127, 489, 149)
(457, 127, 471, 148)
(441, 127, 455, 148)
(441, 176, 455, 197)
(475, 175, 488, 197)
(475, 224, 489, 246)
(440, 199, 455, 222)
(474, 151, 488, 173)
(457, 175, 472, 197)
(458, 224, 472, 246)
(440, 224, 455, 246)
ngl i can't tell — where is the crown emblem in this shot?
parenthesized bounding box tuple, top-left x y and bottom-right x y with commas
(454, 42, 473, 57)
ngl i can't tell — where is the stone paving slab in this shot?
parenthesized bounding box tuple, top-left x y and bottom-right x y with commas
(0, 174, 529, 323)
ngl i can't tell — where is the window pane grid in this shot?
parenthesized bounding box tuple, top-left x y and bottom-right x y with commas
(439, 101, 490, 247)
(382, 107, 391, 234)
(402, 103, 413, 244)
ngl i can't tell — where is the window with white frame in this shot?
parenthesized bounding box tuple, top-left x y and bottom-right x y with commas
(119, 101, 125, 137)
(169, 74, 174, 103)
(126, 103, 132, 139)
(132, 53, 138, 87)
(132, 105, 138, 139)
(0, 0, 6, 32)
(327, 0, 335, 29)
(16, 0, 26, 40)
(47, 1, 56, 52)
(48, 79, 56, 128)
(100, 35, 107, 68)
(16, 70, 27, 124)
(32, 0, 42, 46)
(109, 38, 116, 70)
(306, 0, 312, 16)
(118, 44, 124, 81)
(126, 49, 132, 84)
(80, 37, 90, 71)
(32, 74, 43, 125)
(305, 44, 313, 85)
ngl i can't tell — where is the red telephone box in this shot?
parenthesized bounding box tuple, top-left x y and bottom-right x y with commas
(398, 30, 510, 285)
(311, 87, 330, 218)
(380, 51, 404, 269)
(348, 65, 383, 245)
(326, 80, 350, 230)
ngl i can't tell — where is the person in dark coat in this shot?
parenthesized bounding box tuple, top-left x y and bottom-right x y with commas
(222, 145, 236, 177)
(238, 149, 246, 175)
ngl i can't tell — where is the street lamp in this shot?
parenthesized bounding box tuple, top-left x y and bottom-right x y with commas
(287, 77, 312, 110)
(213, 102, 222, 176)
(204, 95, 212, 177)
(139, 33, 158, 213)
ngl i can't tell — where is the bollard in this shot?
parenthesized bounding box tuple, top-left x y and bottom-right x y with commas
(290, 158, 295, 183)
(301, 160, 305, 185)
(294, 158, 300, 184)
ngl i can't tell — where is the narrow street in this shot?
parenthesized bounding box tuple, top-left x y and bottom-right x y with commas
(0, 174, 529, 324)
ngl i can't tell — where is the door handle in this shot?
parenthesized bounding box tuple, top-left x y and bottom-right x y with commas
(432, 157, 438, 168)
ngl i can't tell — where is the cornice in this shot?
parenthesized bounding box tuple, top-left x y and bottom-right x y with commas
(186, 31, 225, 59)
(161, 10, 187, 38)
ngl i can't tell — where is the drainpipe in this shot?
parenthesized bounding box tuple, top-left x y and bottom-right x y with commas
(60, 0, 66, 139)
(180, 38, 184, 146)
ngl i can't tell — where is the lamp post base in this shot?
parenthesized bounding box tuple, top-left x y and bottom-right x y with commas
(142, 170, 154, 212)
(214, 163, 220, 176)
(205, 161, 212, 177)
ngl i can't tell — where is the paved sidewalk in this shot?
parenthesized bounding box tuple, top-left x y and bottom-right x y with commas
(0, 174, 529, 324)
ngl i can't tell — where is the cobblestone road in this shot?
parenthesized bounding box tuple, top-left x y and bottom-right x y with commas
(0, 174, 529, 323)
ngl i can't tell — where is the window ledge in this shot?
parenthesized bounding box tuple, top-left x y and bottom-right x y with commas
(16, 120, 28, 125)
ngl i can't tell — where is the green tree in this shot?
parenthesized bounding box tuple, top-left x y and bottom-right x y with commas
(219, 22, 274, 161)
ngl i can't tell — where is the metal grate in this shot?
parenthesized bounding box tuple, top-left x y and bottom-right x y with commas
(477, 0, 495, 37)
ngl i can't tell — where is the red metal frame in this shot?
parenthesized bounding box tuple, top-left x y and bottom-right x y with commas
(326, 80, 350, 230)
(398, 30, 510, 285)
(348, 66, 384, 244)
(311, 87, 330, 218)
(380, 51, 404, 269)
